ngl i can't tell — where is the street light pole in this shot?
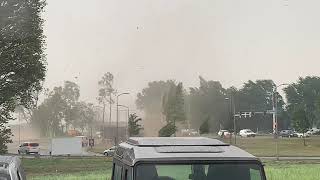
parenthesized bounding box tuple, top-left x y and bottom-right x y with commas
(232, 95, 236, 145)
(116, 92, 130, 145)
(225, 94, 236, 145)
(102, 103, 106, 139)
(273, 83, 288, 160)
(118, 105, 130, 139)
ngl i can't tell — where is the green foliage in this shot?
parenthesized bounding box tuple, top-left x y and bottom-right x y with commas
(73, 102, 95, 132)
(285, 76, 320, 127)
(188, 77, 227, 132)
(31, 87, 67, 137)
(136, 80, 176, 113)
(236, 80, 287, 131)
(97, 72, 115, 105)
(158, 123, 177, 137)
(61, 81, 80, 127)
(161, 82, 186, 135)
(128, 113, 143, 136)
(0, 0, 47, 153)
(162, 82, 186, 124)
(31, 82, 94, 137)
(292, 107, 310, 146)
(292, 107, 310, 133)
(199, 117, 209, 134)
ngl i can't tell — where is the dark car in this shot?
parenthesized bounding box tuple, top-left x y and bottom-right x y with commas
(279, 130, 297, 138)
(111, 137, 267, 180)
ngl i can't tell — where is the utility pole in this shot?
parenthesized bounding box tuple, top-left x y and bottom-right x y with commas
(273, 83, 288, 160)
(118, 105, 130, 139)
(232, 94, 236, 145)
(18, 112, 21, 145)
(116, 93, 130, 145)
(102, 103, 106, 139)
(109, 95, 112, 125)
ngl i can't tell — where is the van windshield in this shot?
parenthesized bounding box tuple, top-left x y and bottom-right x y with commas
(136, 163, 264, 180)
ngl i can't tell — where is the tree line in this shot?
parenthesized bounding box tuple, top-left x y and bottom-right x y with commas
(30, 81, 95, 137)
(137, 76, 320, 136)
(0, 0, 47, 153)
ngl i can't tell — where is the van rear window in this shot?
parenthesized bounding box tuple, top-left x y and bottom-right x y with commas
(29, 143, 39, 147)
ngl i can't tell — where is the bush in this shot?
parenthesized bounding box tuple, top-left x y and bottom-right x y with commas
(158, 123, 177, 137)
(199, 119, 209, 134)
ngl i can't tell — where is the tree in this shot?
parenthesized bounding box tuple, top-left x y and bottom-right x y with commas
(161, 82, 186, 135)
(285, 76, 320, 127)
(0, 0, 47, 153)
(136, 80, 175, 136)
(128, 113, 143, 137)
(292, 107, 310, 146)
(158, 123, 176, 137)
(199, 117, 209, 134)
(235, 80, 287, 131)
(97, 72, 115, 137)
(72, 102, 95, 133)
(188, 77, 227, 132)
(61, 81, 80, 129)
(31, 87, 66, 137)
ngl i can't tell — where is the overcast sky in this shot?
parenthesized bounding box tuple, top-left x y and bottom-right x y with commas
(43, 0, 320, 111)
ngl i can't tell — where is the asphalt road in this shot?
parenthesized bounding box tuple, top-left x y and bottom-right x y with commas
(7, 138, 50, 155)
(7, 138, 102, 157)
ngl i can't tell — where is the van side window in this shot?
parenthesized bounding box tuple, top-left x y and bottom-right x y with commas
(113, 164, 123, 180)
(124, 169, 132, 180)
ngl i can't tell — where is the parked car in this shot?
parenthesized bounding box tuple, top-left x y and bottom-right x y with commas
(218, 130, 231, 137)
(239, 129, 256, 137)
(306, 128, 320, 135)
(181, 129, 200, 137)
(110, 137, 267, 180)
(295, 132, 310, 138)
(103, 146, 117, 156)
(0, 156, 26, 180)
(18, 142, 40, 155)
(279, 130, 296, 138)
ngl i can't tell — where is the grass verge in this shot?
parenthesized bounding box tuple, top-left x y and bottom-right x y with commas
(23, 158, 320, 180)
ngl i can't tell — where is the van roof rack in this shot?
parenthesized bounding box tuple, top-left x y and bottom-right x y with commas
(127, 137, 229, 147)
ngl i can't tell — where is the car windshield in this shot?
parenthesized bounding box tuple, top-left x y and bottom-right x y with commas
(136, 163, 263, 180)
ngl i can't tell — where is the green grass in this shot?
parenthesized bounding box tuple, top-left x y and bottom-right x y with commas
(23, 158, 320, 180)
(22, 157, 112, 178)
(28, 171, 111, 180)
(203, 135, 320, 156)
(264, 161, 320, 180)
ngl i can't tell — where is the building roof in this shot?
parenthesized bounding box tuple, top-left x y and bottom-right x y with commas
(116, 137, 258, 166)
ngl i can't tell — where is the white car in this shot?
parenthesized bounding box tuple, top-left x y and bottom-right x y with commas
(239, 129, 256, 137)
(306, 128, 320, 135)
(181, 129, 200, 137)
(295, 132, 310, 138)
(18, 142, 40, 155)
(103, 146, 117, 156)
(218, 130, 231, 137)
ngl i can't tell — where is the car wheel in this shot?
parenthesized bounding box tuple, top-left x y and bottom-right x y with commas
(104, 152, 108, 156)
(18, 150, 20, 155)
